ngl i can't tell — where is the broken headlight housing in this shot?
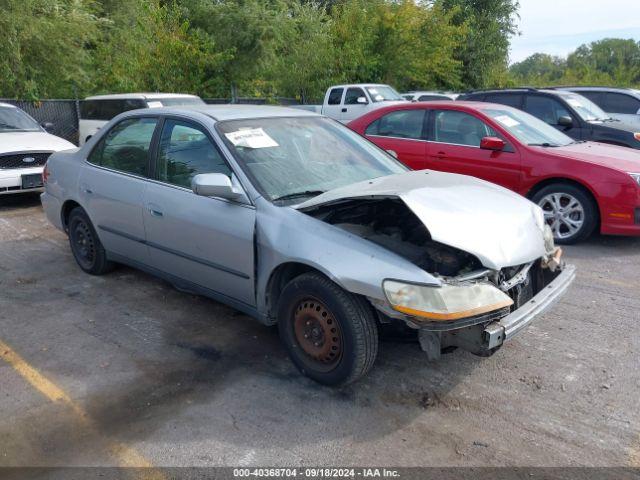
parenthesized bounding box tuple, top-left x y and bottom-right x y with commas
(383, 280, 513, 321)
(543, 224, 555, 253)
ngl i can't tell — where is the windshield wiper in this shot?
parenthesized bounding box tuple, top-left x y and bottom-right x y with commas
(528, 142, 559, 147)
(0, 123, 19, 130)
(273, 190, 326, 202)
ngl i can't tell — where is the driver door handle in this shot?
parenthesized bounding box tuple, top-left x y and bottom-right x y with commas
(341, 108, 347, 113)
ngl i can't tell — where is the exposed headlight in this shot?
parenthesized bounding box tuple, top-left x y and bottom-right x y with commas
(629, 172, 640, 187)
(383, 280, 513, 321)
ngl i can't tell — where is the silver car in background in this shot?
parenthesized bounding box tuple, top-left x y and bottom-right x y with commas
(42, 105, 575, 385)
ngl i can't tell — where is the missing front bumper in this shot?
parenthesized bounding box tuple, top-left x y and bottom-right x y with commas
(418, 264, 576, 359)
(483, 264, 576, 349)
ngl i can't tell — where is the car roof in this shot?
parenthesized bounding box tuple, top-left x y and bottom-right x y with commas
(0, 102, 17, 108)
(330, 84, 390, 89)
(554, 86, 640, 96)
(126, 104, 321, 121)
(353, 100, 514, 117)
(84, 93, 201, 100)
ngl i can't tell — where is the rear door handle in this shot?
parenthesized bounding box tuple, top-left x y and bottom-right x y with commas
(341, 108, 347, 113)
(436, 151, 446, 158)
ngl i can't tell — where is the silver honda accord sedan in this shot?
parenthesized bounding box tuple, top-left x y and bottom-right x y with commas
(41, 105, 575, 385)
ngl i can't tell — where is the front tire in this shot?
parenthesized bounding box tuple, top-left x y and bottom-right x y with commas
(278, 272, 379, 386)
(68, 207, 114, 275)
(531, 183, 598, 244)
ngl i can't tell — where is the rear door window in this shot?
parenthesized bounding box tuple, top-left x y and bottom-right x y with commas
(365, 110, 426, 139)
(88, 117, 158, 177)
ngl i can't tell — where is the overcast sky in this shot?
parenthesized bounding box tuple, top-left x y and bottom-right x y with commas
(510, 0, 640, 63)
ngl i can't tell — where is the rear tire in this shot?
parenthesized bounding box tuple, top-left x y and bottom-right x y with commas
(68, 207, 114, 275)
(278, 272, 378, 386)
(531, 183, 598, 245)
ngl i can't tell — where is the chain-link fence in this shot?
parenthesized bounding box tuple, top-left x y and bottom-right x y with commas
(0, 99, 79, 145)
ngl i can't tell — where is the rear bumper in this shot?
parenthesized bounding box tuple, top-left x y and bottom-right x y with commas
(0, 166, 44, 195)
(483, 264, 576, 349)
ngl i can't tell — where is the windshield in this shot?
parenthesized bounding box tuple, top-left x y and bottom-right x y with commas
(217, 116, 407, 202)
(366, 86, 404, 103)
(484, 107, 575, 147)
(0, 106, 41, 132)
(559, 93, 610, 122)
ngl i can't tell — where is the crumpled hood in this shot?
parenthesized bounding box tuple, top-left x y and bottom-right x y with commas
(0, 131, 75, 154)
(297, 170, 547, 270)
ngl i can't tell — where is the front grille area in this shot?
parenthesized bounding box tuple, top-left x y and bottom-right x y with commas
(0, 152, 52, 170)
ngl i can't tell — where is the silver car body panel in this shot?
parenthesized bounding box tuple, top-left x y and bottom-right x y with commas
(297, 170, 547, 270)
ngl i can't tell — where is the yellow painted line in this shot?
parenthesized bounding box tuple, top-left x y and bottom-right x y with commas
(0, 339, 164, 478)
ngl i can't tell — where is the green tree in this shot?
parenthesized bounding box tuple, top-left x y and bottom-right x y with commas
(439, 0, 520, 88)
(0, 0, 100, 98)
(90, 0, 227, 96)
(510, 53, 566, 86)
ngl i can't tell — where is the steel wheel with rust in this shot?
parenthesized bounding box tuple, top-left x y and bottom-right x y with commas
(278, 272, 378, 386)
(293, 298, 343, 372)
(68, 207, 114, 275)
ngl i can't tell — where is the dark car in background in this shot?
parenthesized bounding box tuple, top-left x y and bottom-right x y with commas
(551, 87, 640, 126)
(458, 88, 640, 149)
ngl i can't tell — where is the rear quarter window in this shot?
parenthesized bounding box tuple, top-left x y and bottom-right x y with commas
(80, 99, 147, 121)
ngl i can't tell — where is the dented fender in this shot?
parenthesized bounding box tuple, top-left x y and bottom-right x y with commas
(254, 198, 441, 319)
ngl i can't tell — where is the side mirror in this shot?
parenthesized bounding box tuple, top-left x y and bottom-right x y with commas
(41, 122, 54, 132)
(386, 149, 398, 158)
(357, 96, 368, 105)
(480, 136, 506, 151)
(558, 116, 573, 128)
(192, 173, 242, 200)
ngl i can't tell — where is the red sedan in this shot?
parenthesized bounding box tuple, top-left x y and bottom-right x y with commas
(348, 101, 640, 244)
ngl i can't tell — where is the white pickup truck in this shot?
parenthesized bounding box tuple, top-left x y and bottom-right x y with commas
(295, 84, 408, 123)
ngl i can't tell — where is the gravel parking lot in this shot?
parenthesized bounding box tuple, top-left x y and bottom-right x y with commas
(1, 193, 639, 468)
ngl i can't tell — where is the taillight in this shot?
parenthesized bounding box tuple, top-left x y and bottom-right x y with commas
(42, 163, 49, 184)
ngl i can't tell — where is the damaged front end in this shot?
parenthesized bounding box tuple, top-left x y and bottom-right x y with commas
(301, 193, 575, 360)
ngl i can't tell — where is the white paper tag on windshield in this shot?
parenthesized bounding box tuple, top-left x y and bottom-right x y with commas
(225, 128, 279, 148)
(495, 115, 520, 127)
(146, 101, 163, 108)
(567, 99, 583, 108)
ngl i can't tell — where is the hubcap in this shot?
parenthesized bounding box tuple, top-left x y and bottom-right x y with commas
(293, 299, 342, 366)
(538, 193, 585, 240)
